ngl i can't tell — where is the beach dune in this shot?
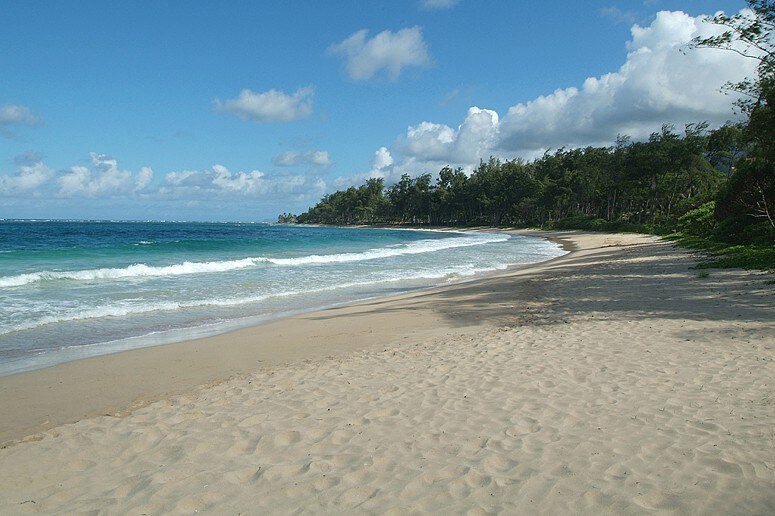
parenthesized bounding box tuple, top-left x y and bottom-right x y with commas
(1, 232, 773, 514)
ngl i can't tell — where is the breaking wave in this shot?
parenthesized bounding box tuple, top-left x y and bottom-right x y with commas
(0, 233, 510, 288)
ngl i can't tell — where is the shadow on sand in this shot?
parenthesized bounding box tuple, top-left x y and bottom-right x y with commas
(307, 237, 773, 332)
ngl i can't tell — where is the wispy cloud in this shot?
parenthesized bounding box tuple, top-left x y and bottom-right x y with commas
(214, 87, 314, 122)
(418, 0, 460, 10)
(439, 89, 460, 107)
(0, 104, 43, 137)
(599, 6, 639, 25)
(272, 150, 332, 167)
(328, 27, 431, 81)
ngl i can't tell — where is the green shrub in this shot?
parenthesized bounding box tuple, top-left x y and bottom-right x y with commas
(678, 202, 717, 238)
(668, 233, 775, 271)
(738, 221, 775, 245)
(547, 216, 609, 231)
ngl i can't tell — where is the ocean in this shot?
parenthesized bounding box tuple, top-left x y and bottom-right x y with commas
(0, 221, 566, 376)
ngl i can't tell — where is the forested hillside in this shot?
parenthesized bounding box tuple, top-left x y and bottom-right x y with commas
(281, 1, 774, 250)
(283, 121, 771, 245)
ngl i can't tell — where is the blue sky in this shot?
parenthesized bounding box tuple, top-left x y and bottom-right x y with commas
(0, 0, 756, 221)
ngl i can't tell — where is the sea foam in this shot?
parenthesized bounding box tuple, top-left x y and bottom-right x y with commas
(0, 233, 509, 287)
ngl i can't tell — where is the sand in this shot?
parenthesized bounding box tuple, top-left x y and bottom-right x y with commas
(0, 231, 773, 515)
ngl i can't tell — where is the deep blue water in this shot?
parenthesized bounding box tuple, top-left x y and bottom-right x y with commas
(0, 220, 566, 376)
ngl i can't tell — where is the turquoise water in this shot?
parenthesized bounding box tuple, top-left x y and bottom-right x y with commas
(0, 221, 566, 376)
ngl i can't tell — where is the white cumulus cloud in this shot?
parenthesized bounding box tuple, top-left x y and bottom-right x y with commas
(161, 164, 326, 201)
(1, 152, 153, 199)
(328, 27, 431, 81)
(211, 164, 266, 193)
(399, 107, 499, 164)
(498, 9, 758, 156)
(391, 9, 758, 169)
(372, 147, 394, 170)
(0, 160, 55, 195)
(332, 146, 399, 189)
(135, 167, 154, 190)
(1, 152, 328, 214)
(214, 87, 314, 122)
(57, 153, 154, 198)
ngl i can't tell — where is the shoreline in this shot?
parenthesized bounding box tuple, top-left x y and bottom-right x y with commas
(0, 226, 562, 379)
(2, 230, 773, 513)
(0, 228, 568, 445)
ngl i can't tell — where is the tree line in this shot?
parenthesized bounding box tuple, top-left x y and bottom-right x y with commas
(281, 121, 770, 244)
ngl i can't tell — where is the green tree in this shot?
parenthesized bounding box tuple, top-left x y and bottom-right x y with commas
(409, 173, 433, 224)
(691, 1, 774, 112)
(434, 167, 470, 224)
(706, 123, 745, 175)
(386, 174, 413, 223)
(692, 0, 775, 236)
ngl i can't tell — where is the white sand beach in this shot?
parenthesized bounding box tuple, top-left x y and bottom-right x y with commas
(0, 231, 773, 514)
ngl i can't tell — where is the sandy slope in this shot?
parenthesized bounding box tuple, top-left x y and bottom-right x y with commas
(0, 232, 773, 515)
